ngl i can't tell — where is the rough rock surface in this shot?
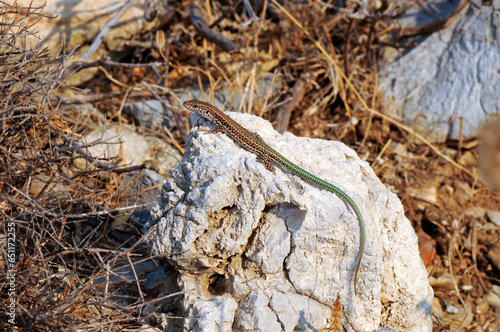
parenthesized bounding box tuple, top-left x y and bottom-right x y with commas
(147, 112, 433, 331)
(379, 1, 500, 142)
(78, 124, 181, 178)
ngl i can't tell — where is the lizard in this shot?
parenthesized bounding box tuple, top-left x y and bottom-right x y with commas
(183, 99, 366, 294)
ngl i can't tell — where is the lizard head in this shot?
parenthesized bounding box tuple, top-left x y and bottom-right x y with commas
(183, 100, 216, 122)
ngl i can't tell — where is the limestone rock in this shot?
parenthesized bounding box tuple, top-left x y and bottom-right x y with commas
(147, 112, 433, 331)
(379, 1, 500, 142)
(78, 124, 181, 178)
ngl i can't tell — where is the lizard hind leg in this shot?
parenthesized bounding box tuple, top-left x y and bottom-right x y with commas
(258, 153, 276, 174)
(246, 130, 276, 173)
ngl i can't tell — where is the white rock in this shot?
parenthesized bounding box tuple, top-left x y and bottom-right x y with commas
(486, 210, 500, 226)
(234, 292, 282, 331)
(184, 294, 237, 332)
(78, 124, 181, 177)
(379, 3, 500, 142)
(147, 112, 433, 331)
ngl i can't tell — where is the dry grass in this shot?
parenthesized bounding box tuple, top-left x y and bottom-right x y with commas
(0, 2, 167, 331)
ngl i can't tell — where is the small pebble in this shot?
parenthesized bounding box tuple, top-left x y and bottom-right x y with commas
(446, 304, 458, 314)
(486, 210, 500, 226)
(461, 285, 473, 291)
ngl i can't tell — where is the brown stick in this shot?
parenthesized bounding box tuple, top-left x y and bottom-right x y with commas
(189, 7, 237, 52)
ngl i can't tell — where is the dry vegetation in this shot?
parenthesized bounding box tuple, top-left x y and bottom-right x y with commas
(0, 2, 159, 331)
(1, 0, 499, 331)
